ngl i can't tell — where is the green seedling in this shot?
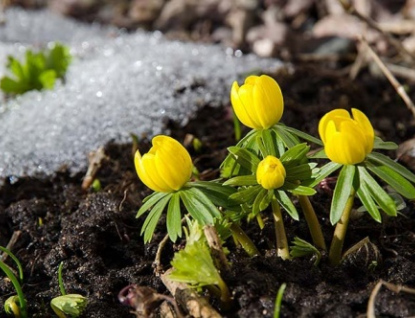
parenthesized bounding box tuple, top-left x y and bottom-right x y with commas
(0, 246, 27, 318)
(273, 283, 286, 318)
(168, 220, 232, 309)
(1, 42, 71, 95)
(50, 262, 87, 318)
(290, 237, 322, 266)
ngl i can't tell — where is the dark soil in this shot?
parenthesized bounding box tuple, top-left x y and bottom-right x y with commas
(2, 66, 415, 317)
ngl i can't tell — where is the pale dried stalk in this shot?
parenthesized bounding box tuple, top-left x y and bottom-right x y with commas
(338, 0, 415, 62)
(360, 37, 415, 118)
(161, 269, 222, 318)
(367, 280, 415, 318)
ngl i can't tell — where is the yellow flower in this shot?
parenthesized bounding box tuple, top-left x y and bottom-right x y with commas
(135, 135, 192, 193)
(231, 75, 284, 129)
(318, 108, 374, 165)
(256, 156, 286, 190)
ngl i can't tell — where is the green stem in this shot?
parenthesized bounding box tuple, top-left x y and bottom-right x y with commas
(217, 276, 232, 310)
(328, 188, 356, 266)
(0, 261, 27, 318)
(229, 223, 260, 257)
(298, 195, 327, 251)
(271, 199, 291, 260)
(58, 262, 66, 296)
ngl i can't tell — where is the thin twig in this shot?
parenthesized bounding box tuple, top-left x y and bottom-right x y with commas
(161, 269, 222, 318)
(367, 279, 415, 318)
(338, 0, 415, 62)
(1, 231, 21, 262)
(360, 37, 415, 118)
(81, 146, 107, 191)
(204, 225, 230, 272)
(367, 280, 383, 318)
(153, 234, 170, 275)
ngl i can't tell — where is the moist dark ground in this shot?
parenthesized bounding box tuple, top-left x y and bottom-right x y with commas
(2, 66, 415, 317)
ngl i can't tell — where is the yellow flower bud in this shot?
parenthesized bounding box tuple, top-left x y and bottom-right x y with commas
(135, 135, 193, 193)
(318, 108, 374, 165)
(231, 75, 284, 129)
(256, 156, 286, 190)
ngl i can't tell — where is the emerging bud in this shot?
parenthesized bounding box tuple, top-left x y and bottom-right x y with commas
(4, 295, 21, 317)
(50, 294, 88, 318)
(135, 135, 193, 193)
(256, 156, 286, 190)
(318, 108, 374, 165)
(231, 75, 284, 129)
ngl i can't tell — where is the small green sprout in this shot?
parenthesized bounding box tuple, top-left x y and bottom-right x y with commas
(4, 296, 21, 317)
(168, 220, 232, 309)
(314, 108, 415, 265)
(273, 283, 286, 318)
(290, 237, 322, 266)
(91, 179, 101, 192)
(50, 295, 88, 318)
(50, 262, 87, 318)
(0, 42, 71, 95)
(0, 246, 27, 318)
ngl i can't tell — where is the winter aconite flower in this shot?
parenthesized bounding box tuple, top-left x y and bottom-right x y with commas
(231, 75, 284, 129)
(318, 108, 374, 165)
(256, 156, 286, 190)
(135, 135, 192, 193)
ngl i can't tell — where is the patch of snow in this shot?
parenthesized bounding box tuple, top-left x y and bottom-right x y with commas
(0, 8, 282, 179)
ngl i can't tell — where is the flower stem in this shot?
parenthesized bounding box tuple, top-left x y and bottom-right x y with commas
(272, 198, 291, 260)
(217, 277, 233, 310)
(298, 195, 327, 251)
(229, 223, 260, 257)
(328, 188, 356, 266)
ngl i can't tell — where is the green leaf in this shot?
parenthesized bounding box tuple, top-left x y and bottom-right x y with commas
(191, 181, 240, 210)
(141, 194, 172, 243)
(307, 162, 342, 187)
(8, 56, 25, 79)
(358, 166, 396, 217)
(330, 165, 355, 225)
(47, 43, 72, 78)
(364, 161, 415, 199)
(223, 175, 258, 187)
(136, 192, 169, 219)
(367, 152, 415, 183)
(373, 136, 398, 150)
(258, 129, 278, 157)
(166, 193, 182, 242)
(39, 70, 57, 89)
(280, 143, 310, 167)
(284, 182, 316, 196)
(0, 76, 28, 94)
(275, 190, 299, 220)
(220, 130, 258, 178)
(169, 240, 222, 287)
(273, 125, 300, 148)
(308, 148, 327, 159)
(227, 147, 260, 173)
(229, 185, 262, 204)
(179, 187, 220, 225)
(252, 188, 268, 216)
(260, 190, 273, 211)
(285, 163, 313, 181)
(356, 177, 381, 223)
(280, 125, 323, 146)
(290, 237, 321, 266)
